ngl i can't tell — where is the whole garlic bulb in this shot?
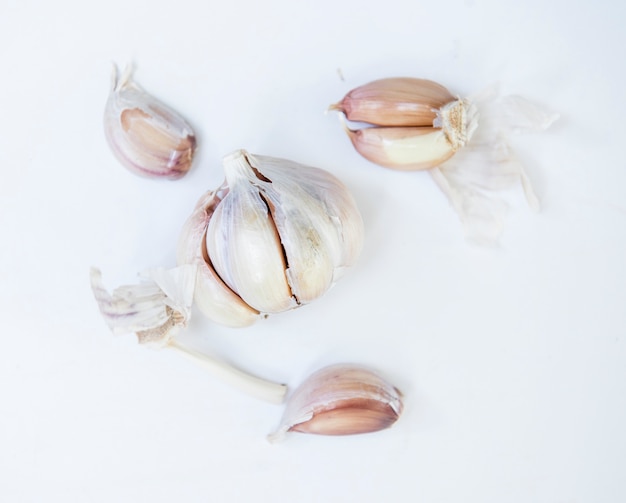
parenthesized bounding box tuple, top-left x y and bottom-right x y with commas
(104, 64, 197, 179)
(177, 149, 364, 327)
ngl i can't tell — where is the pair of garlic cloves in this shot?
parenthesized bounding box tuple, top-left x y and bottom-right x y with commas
(331, 77, 558, 244)
(330, 77, 478, 171)
(104, 64, 197, 180)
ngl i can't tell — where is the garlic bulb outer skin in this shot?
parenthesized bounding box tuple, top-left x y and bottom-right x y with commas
(104, 64, 197, 180)
(89, 265, 197, 348)
(268, 364, 403, 442)
(178, 149, 364, 325)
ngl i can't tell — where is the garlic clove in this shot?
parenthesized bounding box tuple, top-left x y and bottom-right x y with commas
(330, 77, 455, 127)
(239, 151, 363, 303)
(268, 364, 403, 442)
(345, 125, 456, 171)
(206, 150, 364, 313)
(206, 151, 295, 313)
(104, 64, 197, 180)
(176, 187, 260, 327)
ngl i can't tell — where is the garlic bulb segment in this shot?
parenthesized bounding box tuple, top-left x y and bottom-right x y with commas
(332, 77, 479, 171)
(268, 364, 403, 441)
(329, 77, 455, 127)
(206, 162, 295, 314)
(177, 187, 261, 328)
(90, 266, 287, 402)
(178, 149, 364, 324)
(104, 64, 197, 179)
(345, 125, 455, 171)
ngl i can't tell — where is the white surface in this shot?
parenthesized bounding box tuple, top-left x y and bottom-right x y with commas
(1, 0, 625, 501)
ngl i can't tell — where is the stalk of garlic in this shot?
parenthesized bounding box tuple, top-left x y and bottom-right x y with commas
(89, 267, 287, 403)
(268, 364, 403, 442)
(104, 64, 197, 180)
(177, 149, 364, 327)
(331, 77, 558, 244)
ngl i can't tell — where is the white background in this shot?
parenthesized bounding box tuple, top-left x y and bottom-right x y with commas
(1, 0, 625, 501)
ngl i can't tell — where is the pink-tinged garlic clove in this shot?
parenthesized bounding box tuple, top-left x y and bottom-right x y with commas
(104, 64, 197, 180)
(268, 364, 403, 442)
(329, 77, 455, 127)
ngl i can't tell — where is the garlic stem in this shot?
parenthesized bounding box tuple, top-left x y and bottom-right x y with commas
(166, 338, 287, 404)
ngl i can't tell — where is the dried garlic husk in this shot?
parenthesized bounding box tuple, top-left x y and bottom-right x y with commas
(89, 266, 287, 403)
(331, 78, 558, 244)
(104, 64, 197, 179)
(177, 149, 364, 327)
(268, 364, 403, 442)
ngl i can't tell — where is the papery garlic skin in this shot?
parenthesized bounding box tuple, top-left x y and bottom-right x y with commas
(104, 65, 197, 179)
(177, 149, 364, 326)
(268, 364, 403, 441)
(89, 266, 287, 402)
(429, 88, 558, 245)
(89, 265, 196, 347)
